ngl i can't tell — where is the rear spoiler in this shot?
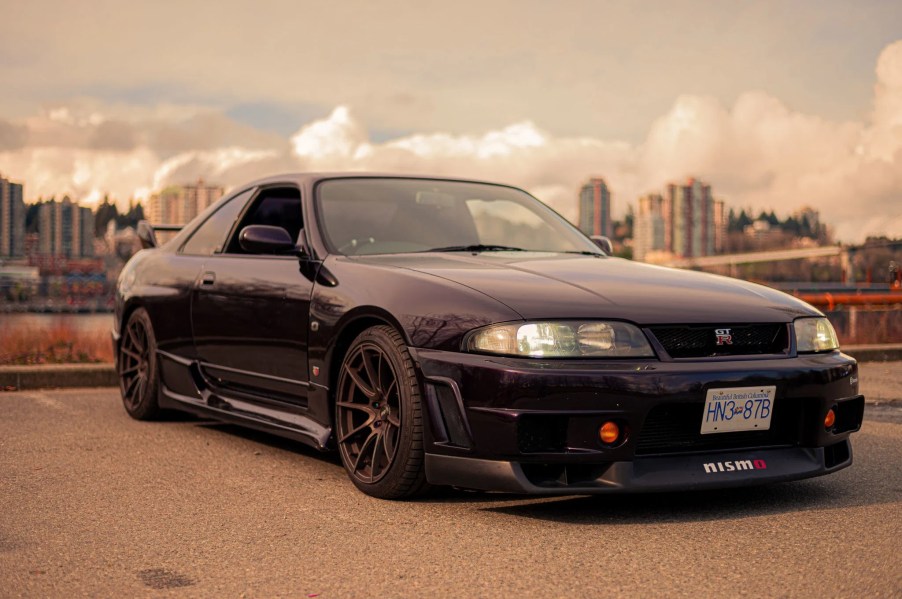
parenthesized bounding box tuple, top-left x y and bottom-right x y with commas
(136, 220, 183, 249)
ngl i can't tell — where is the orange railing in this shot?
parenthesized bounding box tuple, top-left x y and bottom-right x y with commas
(795, 291, 902, 310)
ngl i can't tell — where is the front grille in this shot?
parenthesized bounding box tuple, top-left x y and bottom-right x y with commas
(635, 400, 801, 455)
(649, 324, 788, 358)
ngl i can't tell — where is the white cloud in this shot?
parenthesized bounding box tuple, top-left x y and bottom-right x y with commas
(2, 41, 902, 242)
(291, 106, 367, 160)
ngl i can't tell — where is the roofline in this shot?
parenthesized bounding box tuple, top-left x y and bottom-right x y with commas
(232, 172, 520, 191)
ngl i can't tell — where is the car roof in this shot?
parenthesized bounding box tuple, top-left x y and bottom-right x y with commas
(238, 172, 518, 190)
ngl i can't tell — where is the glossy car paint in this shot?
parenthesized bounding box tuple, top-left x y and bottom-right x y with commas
(114, 173, 864, 494)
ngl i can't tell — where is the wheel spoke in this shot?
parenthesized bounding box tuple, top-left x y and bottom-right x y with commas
(386, 413, 400, 428)
(119, 363, 139, 375)
(124, 373, 140, 399)
(382, 428, 395, 464)
(336, 401, 373, 414)
(344, 363, 376, 398)
(338, 418, 375, 443)
(370, 429, 384, 480)
(127, 324, 145, 354)
(383, 425, 396, 459)
(375, 351, 384, 396)
(135, 375, 146, 403)
(360, 349, 380, 394)
(352, 430, 379, 473)
(120, 346, 142, 361)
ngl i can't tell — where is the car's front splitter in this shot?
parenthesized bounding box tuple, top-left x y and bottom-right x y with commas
(424, 441, 853, 495)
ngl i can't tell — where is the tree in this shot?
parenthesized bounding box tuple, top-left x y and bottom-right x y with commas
(93, 195, 119, 237)
(25, 200, 44, 234)
(115, 201, 145, 230)
(729, 209, 752, 232)
(782, 216, 801, 236)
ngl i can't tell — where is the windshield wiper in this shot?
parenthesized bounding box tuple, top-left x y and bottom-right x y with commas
(424, 244, 529, 253)
(561, 250, 604, 256)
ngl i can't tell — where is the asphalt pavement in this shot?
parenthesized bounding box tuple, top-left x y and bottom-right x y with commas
(1, 386, 900, 598)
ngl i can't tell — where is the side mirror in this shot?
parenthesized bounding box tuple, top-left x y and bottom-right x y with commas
(239, 225, 297, 254)
(591, 235, 614, 255)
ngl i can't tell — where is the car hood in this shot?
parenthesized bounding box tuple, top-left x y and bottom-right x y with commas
(358, 252, 820, 324)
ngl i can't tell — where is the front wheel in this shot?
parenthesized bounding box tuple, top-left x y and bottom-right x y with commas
(118, 307, 161, 420)
(335, 325, 428, 499)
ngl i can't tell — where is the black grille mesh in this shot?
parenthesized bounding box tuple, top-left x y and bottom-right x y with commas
(518, 415, 568, 453)
(649, 324, 788, 358)
(636, 400, 801, 455)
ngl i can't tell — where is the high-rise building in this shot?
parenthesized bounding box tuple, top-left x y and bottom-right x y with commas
(713, 199, 726, 253)
(634, 193, 666, 261)
(149, 178, 225, 225)
(0, 173, 26, 258)
(665, 178, 715, 258)
(635, 178, 725, 261)
(578, 178, 613, 238)
(38, 197, 95, 258)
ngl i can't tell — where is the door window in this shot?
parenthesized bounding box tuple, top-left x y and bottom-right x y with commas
(181, 189, 253, 255)
(224, 187, 303, 254)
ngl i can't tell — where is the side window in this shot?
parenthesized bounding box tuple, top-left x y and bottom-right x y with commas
(181, 189, 253, 255)
(224, 187, 303, 254)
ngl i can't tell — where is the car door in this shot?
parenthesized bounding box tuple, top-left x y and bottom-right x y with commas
(189, 184, 312, 405)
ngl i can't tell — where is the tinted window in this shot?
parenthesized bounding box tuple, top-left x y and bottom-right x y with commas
(181, 189, 252, 255)
(225, 187, 303, 254)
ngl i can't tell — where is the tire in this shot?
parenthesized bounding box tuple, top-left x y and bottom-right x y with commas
(335, 325, 428, 499)
(118, 307, 161, 421)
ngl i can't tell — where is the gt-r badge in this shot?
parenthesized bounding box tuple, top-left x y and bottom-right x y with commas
(715, 328, 733, 345)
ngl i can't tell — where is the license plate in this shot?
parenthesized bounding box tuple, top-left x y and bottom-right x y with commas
(700, 386, 776, 434)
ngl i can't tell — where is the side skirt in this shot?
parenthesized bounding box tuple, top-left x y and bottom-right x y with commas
(160, 385, 332, 450)
(156, 349, 332, 450)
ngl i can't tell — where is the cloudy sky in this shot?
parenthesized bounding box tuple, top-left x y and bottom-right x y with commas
(1, 0, 901, 242)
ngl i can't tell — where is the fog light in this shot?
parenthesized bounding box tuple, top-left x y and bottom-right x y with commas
(599, 421, 621, 445)
(824, 408, 836, 429)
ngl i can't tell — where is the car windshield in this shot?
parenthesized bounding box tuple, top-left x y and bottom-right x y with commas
(316, 178, 602, 256)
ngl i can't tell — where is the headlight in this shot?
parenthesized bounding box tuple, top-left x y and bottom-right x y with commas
(465, 321, 655, 358)
(794, 317, 839, 353)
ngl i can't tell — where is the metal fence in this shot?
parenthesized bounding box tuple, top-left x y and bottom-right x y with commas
(824, 307, 902, 345)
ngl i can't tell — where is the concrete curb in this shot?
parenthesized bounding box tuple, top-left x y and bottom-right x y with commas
(844, 344, 902, 363)
(1, 344, 900, 390)
(0, 363, 118, 390)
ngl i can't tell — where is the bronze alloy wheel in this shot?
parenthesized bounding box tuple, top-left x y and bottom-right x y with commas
(335, 326, 427, 499)
(118, 308, 160, 420)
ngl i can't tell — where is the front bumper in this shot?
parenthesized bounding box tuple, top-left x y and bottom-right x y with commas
(410, 348, 864, 493)
(425, 443, 853, 494)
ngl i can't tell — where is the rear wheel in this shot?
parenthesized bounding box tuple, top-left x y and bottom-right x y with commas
(118, 307, 161, 420)
(335, 325, 428, 499)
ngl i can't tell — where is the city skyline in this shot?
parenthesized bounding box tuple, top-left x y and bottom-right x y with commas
(0, 171, 872, 251)
(1, 3, 901, 242)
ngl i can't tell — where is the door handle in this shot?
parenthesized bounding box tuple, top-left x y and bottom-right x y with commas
(200, 272, 216, 286)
